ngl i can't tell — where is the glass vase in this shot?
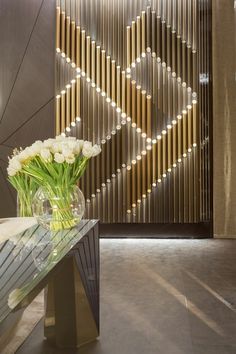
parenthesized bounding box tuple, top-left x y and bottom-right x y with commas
(32, 185, 85, 231)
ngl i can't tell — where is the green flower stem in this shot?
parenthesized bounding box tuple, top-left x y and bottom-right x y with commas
(44, 184, 78, 231)
(8, 174, 38, 217)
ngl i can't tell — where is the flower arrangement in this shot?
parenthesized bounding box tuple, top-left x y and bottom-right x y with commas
(7, 136, 101, 230)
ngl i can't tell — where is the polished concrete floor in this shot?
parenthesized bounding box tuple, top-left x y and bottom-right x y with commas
(17, 239, 236, 354)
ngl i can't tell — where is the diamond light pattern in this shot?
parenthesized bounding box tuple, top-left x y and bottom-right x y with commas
(55, 0, 202, 223)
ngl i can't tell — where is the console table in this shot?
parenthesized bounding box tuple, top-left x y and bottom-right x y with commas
(0, 219, 99, 349)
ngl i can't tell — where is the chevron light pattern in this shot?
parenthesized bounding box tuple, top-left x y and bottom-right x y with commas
(55, 0, 210, 223)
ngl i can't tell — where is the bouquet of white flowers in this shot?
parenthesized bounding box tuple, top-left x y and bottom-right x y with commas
(7, 136, 101, 230)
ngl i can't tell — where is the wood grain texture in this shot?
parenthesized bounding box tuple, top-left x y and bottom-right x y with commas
(212, 0, 236, 238)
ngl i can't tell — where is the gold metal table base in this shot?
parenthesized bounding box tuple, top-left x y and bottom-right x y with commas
(44, 256, 98, 348)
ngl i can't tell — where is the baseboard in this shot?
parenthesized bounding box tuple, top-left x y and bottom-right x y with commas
(100, 222, 212, 238)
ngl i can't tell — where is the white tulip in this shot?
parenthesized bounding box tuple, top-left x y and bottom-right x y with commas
(54, 153, 65, 163)
(18, 150, 29, 162)
(73, 140, 84, 154)
(92, 144, 101, 156)
(67, 140, 77, 150)
(40, 148, 51, 161)
(65, 154, 75, 164)
(10, 157, 22, 171)
(62, 147, 73, 158)
(55, 135, 65, 141)
(51, 143, 61, 153)
(30, 142, 43, 155)
(43, 138, 54, 148)
(7, 167, 17, 176)
(7, 157, 22, 176)
(82, 141, 93, 157)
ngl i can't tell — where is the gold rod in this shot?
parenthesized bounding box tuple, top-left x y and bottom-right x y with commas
(182, 110, 187, 155)
(177, 36, 181, 78)
(157, 138, 162, 180)
(162, 132, 167, 175)
(101, 142, 106, 185)
(56, 6, 61, 51)
(126, 75, 131, 118)
(173, 122, 177, 165)
(116, 66, 121, 109)
(71, 79, 76, 124)
(131, 21, 136, 64)
(86, 36, 91, 79)
(76, 26, 81, 68)
(146, 6, 151, 50)
(172, 31, 176, 73)
(111, 60, 116, 103)
(141, 11, 146, 55)
(137, 158, 141, 202)
(157, 16, 161, 58)
(193, 101, 197, 145)
(161, 21, 166, 63)
(71, 21, 75, 64)
(76, 75, 81, 119)
(121, 124, 127, 167)
(81, 30, 86, 74)
(126, 166, 131, 212)
(56, 95, 61, 135)
(131, 80, 136, 124)
(91, 41, 96, 84)
(151, 11, 156, 54)
(187, 46, 192, 88)
(121, 71, 126, 114)
(147, 95, 152, 139)
(61, 90, 66, 133)
(66, 84, 71, 128)
(136, 16, 141, 59)
(152, 141, 157, 184)
(188, 106, 192, 149)
(106, 138, 111, 182)
(66, 16, 70, 61)
(126, 26, 131, 69)
(141, 90, 146, 134)
(101, 50, 106, 93)
(106, 56, 111, 99)
(136, 85, 141, 130)
(167, 25, 171, 68)
(132, 162, 137, 207)
(116, 129, 121, 172)
(147, 149, 151, 192)
(142, 153, 147, 198)
(96, 46, 101, 89)
(60, 12, 65, 55)
(177, 118, 182, 160)
(167, 127, 172, 170)
(182, 42, 186, 83)
(91, 158, 96, 197)
(111, 132, 116, 175)
(192, 51, 197, 93)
